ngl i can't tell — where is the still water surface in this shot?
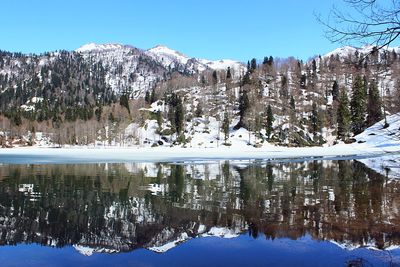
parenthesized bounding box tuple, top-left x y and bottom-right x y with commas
(0, 160, 399, 266)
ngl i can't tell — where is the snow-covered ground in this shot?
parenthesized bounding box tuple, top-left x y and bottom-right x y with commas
(0, 115, 399, 171)
(0, 141, 396, 164)
(355, 114, 400, 178)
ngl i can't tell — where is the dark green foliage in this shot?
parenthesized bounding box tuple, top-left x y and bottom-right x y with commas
(166, 93, 185, 135)
(226, 67, 232, 80)
(310, 102, 322, 135)
(144, 91, 150, 104)
(350, 75, 366, 135)
(175, 98, 184, 135)
(235, 89, 249, 129)
(266, 104, 274, 140)
(222, 111, 230, 142)
(0, 50, 113, 125)
(366, 80, 382, 127)
(95, 105, 102, 122)
(263, 56, 274, 67)
(332, 81, 339, 101)
(250, 58, 257, 72)
(120, 94, 130, 114)
(212, 70, 218, 85)
(290, 95, 295, 110)
(195, 101, 203, 117)
(280, 75, 288, 98)
(337, 89, 351, 140)
(241, 71, 251, 85)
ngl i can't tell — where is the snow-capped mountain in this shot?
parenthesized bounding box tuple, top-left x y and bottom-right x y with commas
(322, 45, 400, 60)
(145, 44, 245, 77)
(75, 43, 166, 98)
(72, 42, 245, 96)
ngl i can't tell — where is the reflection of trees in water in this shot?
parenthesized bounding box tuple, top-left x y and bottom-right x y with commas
(0, 160, 398, 251)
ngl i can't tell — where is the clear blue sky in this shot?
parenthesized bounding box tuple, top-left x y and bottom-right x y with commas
(0, 0, 365, 62)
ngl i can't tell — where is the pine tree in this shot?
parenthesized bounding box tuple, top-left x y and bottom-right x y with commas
(175, 96, 184, 135)
(226, 67, 232, 80)
(337, 89, 351, 141)
(222, 111, 230, 142)
(311, 102, 320, 135)
(144, 91, 150, 104)
(290, 95, 295, 110)
(266, 104, 274, 140)
(120, 94, 130, 114)
(350, 75, 366, 135)
(250, 58, 257, 72)
(156, 111, 163, 133)
(212, 70, 218, 85)
(366, 80, 382, 126)
(268, 56, 274, 67)
(150, 87, 156, 103)
(332, 81, 339, 101)
(237, 89, 249, 129)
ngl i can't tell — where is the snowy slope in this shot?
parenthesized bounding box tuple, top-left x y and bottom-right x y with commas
(146, 44, 245, 76)
(323, 45, 400, 60)
(75, 43, 165, 98)
(355, 113, 400, 179)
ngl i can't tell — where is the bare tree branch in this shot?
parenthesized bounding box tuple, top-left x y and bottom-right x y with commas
(317, 0, 400, 52)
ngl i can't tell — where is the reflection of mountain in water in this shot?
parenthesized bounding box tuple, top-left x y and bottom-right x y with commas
(0, 160, 398, 255)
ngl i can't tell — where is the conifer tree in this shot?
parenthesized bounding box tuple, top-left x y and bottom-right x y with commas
(337, 89, 351, 141)
(222, 111, 230, 142)
(237, 89, 249, 128)
(175, 96, 184, 135)
(332, 80, 339, 101)
(350, 75, 366, 135)
(366, 80, 382, 126)
(212, 70, 218, 85)
(250, 58, 257, 72)
(120, 94, 130, 114)
(266, 104, 274, 140)
(226, 67, 232, 80)
(311, 102, 321, 135)
(290, 95, 295, 110)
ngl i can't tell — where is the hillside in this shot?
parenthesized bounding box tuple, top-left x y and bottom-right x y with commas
(0, 43, 400, 148)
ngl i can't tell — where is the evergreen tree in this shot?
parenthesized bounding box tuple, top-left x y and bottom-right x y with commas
(350, 75, 366, 135)
(237, 89, 249, 128)
(144, 91, 150, 104)
(226, 67, 232, 80)
(366, 80, 383, 126)
(212, 70, 218, 85)
(268, 56, 274, 67)
(175, 96, 184, 135)
(332, 80, 339, 101)
(222, 111, 230, 142)
(310, 102, 321, 135)
(120, 94, 130, 114)
(290, 95, 295, 110)
(156, 111, 163, 132)
(250, 58, 257, 72)
(337, 89, 351, 141)
(195, 101, 203, 117)
(241, 71, 251, 85)
(150, 87, 156, 103)
(266, 104, 274, 140)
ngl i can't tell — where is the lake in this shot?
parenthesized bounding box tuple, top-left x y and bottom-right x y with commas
(0, 159, 399, 266)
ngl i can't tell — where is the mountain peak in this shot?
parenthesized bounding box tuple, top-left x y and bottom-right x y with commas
(147, 45, 188, 58)
(75, 43, 128, 53)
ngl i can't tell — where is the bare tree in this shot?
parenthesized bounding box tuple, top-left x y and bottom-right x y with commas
(318, 0, 400, 50)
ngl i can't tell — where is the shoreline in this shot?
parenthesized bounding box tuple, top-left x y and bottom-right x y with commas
(0, 143, 398, 164)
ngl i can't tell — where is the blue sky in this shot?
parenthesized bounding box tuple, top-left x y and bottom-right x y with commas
(0, 0, 368, 61)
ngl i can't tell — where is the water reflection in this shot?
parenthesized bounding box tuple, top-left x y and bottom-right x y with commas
(0, 160, 398, 254)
